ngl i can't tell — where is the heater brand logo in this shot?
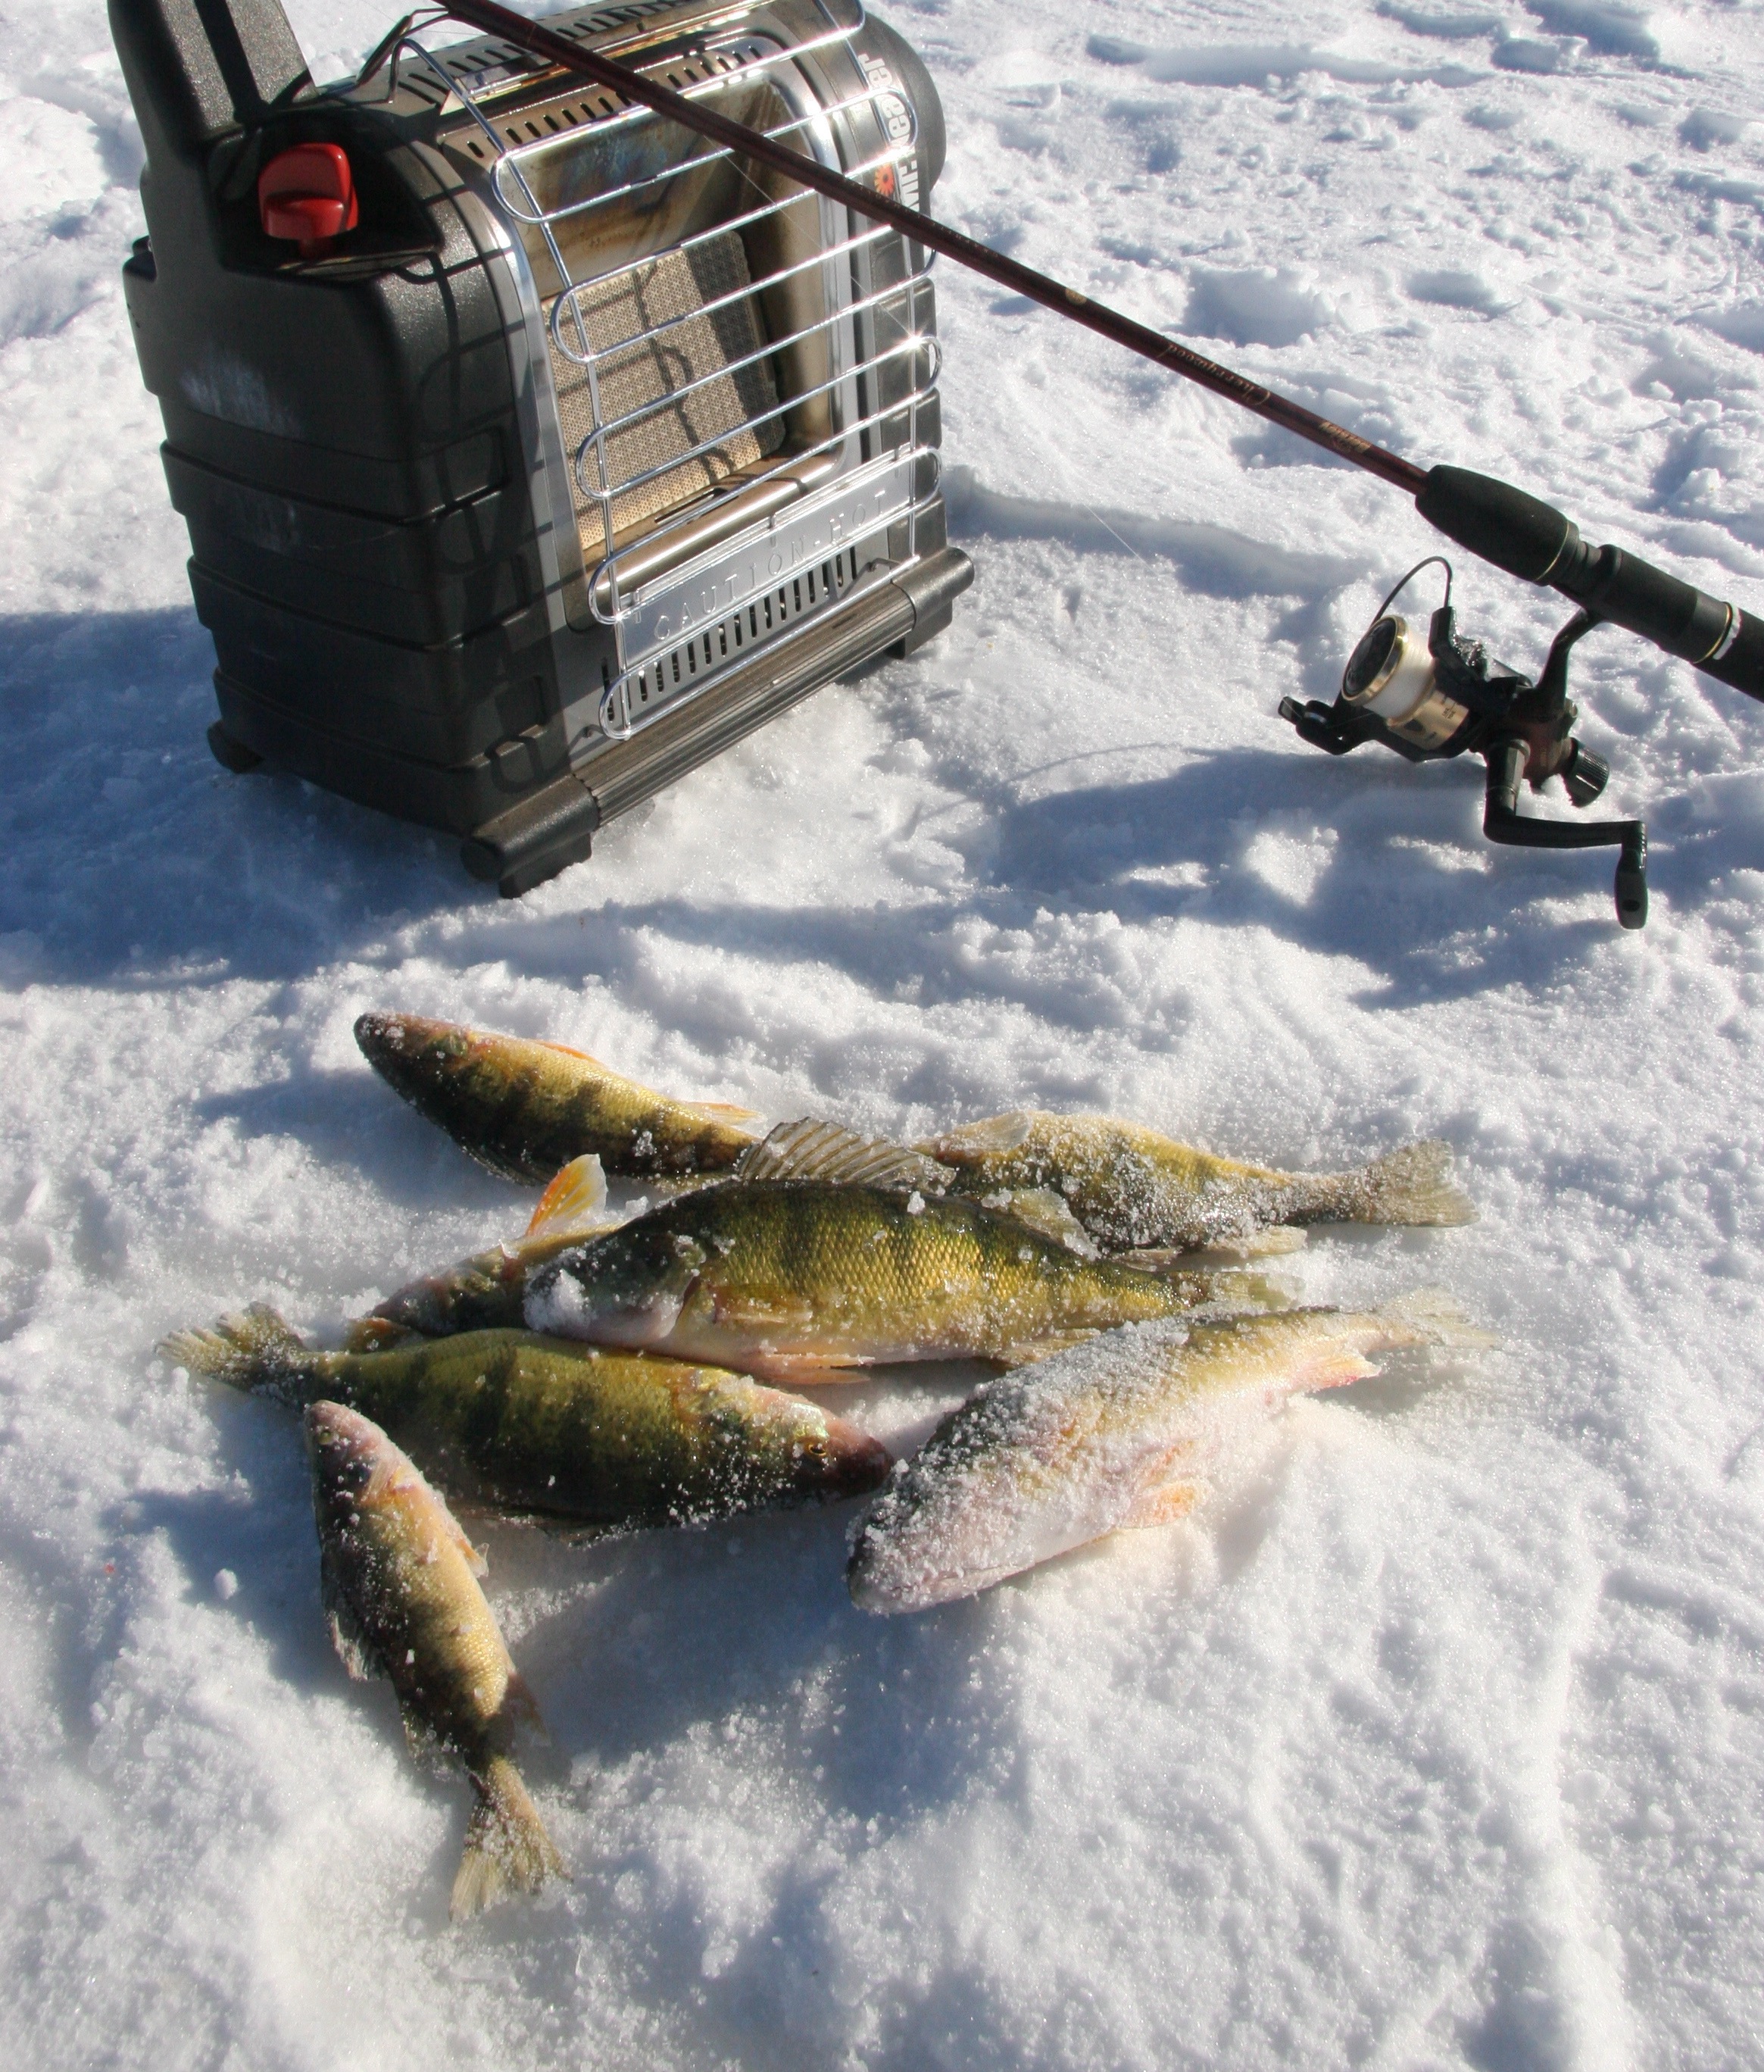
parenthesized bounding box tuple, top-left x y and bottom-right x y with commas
(858, 55, 919, 211)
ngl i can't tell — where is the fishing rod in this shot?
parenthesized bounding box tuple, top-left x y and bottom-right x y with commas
(439, 2, 1763, 920)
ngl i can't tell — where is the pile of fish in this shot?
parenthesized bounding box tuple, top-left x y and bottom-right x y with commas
(162, 1011, 1485, 1920)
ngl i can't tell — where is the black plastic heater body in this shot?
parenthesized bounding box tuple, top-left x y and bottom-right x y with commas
(111, 0, 971, 893)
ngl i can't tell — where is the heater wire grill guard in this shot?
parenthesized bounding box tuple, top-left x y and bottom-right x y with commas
(381, 2, 941, 745)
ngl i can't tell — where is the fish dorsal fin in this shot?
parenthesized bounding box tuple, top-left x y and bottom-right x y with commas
(539, 1039, 617, 1071)
(680, 1099, 762, 1125)
(735, 1117, 952, 1190)
(920, 1110, 1036, 1158)
(525, 1154, 610, 1238)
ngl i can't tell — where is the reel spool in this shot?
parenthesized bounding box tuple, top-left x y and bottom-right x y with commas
(1280, 561, 1648, 928)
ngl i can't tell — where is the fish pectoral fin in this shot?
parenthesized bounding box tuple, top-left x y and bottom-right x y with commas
(423, 1489, 489, 1576)
(985, 1187, 1097, 1255)
(1120, 1477, 1204, 1531)
(324, 1607, 380, 1683)
(1296, 1351, 1383, 1394)
(342, 1315, 420, 1354)
(706, 1287, 821, 1333)
(503, 1669, 549, 1744)
(319, 1547, 382, 1682)
(524, 1153, 610, 1238)
(735, 1117, 949, 1189)
(741, 1351, 869, 1383)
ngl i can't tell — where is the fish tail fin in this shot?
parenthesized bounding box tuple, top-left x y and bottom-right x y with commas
(451, 1756, 566, 1922)
(1355, 1141, 1477, 1228)
(1381, 1288, 1499, 1351)
(158, 1303, 317, 1399)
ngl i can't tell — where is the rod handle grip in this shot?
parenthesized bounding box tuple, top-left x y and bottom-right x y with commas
(1416, 465, 1764, 704)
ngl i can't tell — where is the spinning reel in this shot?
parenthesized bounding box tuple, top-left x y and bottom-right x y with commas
(1279, 560, 1648, 928)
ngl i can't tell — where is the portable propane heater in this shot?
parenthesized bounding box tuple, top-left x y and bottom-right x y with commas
(112, 0, 970, 893)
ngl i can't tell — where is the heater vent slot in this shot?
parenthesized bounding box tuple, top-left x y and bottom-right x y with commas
(607, 543, 866, 730)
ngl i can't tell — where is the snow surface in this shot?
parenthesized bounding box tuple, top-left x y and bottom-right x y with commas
(5, 0, 1764, 2061)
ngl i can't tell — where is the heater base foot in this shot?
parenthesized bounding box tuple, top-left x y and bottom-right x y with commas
(207, 720, 264, 775)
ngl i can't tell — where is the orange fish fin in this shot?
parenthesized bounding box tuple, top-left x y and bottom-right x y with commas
(524, 1153, 610, 1238)
(681, 1099, 761, 1124)
(539, 1039, 617, 1070)
(1120, 1479, 1202, 1531)
(425, 1489, 488, 1575)
(1294, 1350, 1382, 1394)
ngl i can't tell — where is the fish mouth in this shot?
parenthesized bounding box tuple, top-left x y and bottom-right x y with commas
(354, 1011, 464, 1091)
(845, 1515, 1021, 1613)
(304, 1399, 384, 1486)
(816, 1417, 893, 1499)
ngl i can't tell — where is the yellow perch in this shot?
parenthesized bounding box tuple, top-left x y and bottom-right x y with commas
(305, 1401, 565, 1920)
(354, 1011, 760, 1183)
(847, 1296, 1492, 1613)
(166, 1312, 890, 1527)
(919, 1111, 1475, 1252)
(524, 1180, 1240, 1383)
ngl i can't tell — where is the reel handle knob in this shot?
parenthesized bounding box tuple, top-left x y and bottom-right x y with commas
(1616, 827, 1649, 930)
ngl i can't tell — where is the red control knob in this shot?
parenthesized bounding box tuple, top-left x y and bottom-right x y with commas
(258, 142, 358, 259)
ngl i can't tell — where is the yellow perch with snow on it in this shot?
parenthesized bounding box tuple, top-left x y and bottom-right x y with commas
(918, 1111, 1476, 1253)
(304, 1401, 564, 1920)
(354, 1011, 760, 1183)
(523, 1178, 1254, 1384)
(165, 1311, 890, 1527)
(846, 1295, 1494, 1613)
(342, 1154, 622, 1351)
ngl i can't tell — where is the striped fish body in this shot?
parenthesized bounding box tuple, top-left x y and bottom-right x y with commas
(167, 1316, 889, 1525)
(525, 1180, 1205, 1382)
(305, 1402, 564, 1918)
(354, 1012, 757, 1182)
(922, 1111, 1473, 1251)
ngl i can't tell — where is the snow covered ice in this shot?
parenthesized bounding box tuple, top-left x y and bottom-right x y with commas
(6, 0, 1764, 2060)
